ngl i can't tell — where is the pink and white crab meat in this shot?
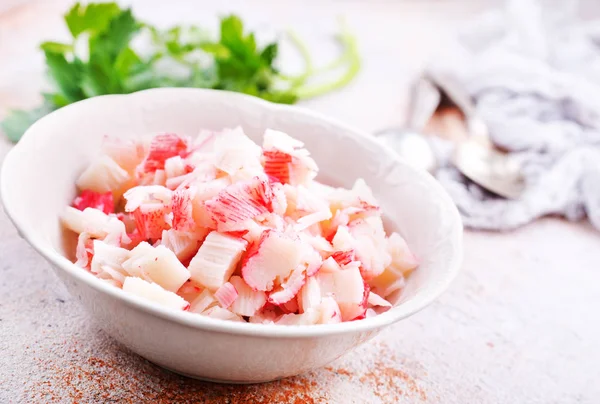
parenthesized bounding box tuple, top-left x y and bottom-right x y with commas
(188, 231, 247, 291)
(76, 155, 130, 194)
(121, 243, 190, 292)
(189, 289, 218, 314)
(90, 240, 131, 283)
(204, 176, 274, 232)
(241, 230, 304, 292)
(229, 276, 267, 316)
(62, 207, 129, 246)
(122, 277, 189, 310)
(64, 127, 420, 325)
(160, 228, 207, 263)
(73, 190, 114, 215)
(137, 133, 189, 175)
(214, 282, 238, 308)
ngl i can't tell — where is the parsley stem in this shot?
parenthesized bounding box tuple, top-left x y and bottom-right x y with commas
(278, 30, 314, 88)
(295, 24, 360, 100)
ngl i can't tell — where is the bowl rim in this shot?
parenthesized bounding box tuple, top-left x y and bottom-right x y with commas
(0, 87, 463, 338)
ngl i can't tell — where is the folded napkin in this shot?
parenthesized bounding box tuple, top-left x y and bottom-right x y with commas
(430, 0, 600, 231)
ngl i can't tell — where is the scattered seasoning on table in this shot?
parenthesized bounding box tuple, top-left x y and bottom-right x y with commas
(22, 330, 428, 403)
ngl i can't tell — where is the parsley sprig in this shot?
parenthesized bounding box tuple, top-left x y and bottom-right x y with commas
(1, 3, 360, 142)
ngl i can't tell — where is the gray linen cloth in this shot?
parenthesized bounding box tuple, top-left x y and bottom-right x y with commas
(430, 0, 600, 231)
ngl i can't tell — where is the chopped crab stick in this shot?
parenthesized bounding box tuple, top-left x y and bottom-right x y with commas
(123, 277, 189, 310)
(65, 128, 418, 325)
(188, 231, 247, 291)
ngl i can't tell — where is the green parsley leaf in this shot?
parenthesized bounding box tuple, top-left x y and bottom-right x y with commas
(2, 2, 360, 143)
(64, 2, 121, 38)
(83, 9, 142, 95)
(42, 48, 86, 103)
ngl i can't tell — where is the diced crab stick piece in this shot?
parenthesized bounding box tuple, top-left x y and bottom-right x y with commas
(328, 178, 379, 213)
(268, 265, 307, 305)
(241, 230, 304, 292)
(137, 170, 167, 186)
(176, 280, 204, 303)
(166, 161, 217, 190)
(276, 309, 320, 325)
(263, 129, 305, 153)
(90, 240, 130, 280)
(367, 291, 393, 310)
(75, 232, 94, 269)
(121, 242, 154, 274)
(164, 155, 186, 179)
(123, 185, 172, 212)
(240, 221, 268, 245)
(330, 249, 355, 266)
(295, 209, 332, 231)
(316, 272, 336, 297)
(270, 182, 288, 216)
(188, 231, 247, 291)
(298, 276, 321, 313)
(213, 127, 263, 177)
(96, 265, 128, 284)
(138, 133, 189, 174)
(123, 277, 189, 310)
(319, 257, 342, 273)
(262, 149, 293, 184)
(369, 266, 406, 299)
(185, 150, 214, 168)
(202, 306, 244, 322)
(318, 296, 342, 324)
(101, 137, 145, 174)
(190, 177, 231, 228)
(121, 244, 190, 292)
(351, 178, 379, 210)
(299, 233, 333, 257)
(132, 203, 171, 241)
(321, 210, 350, 241)
(76, 155, 130, 194)
(160, 228, 207, 262)
(189, 289, 218, 314)
(256, 212, 285, 232)
(295, 185, 330, 214)
(305, 251, 323, 277)
(262, 129, 318, 186)
(331, 266, 369, 321)
(62, 207, 129, 246)
(331, 225, 354, 251)
(214, 282, 238, 308)
(72, 190, 114, 215)
(229, 276, 267, 317)
(171, 186, 196, 231)
(349, 217, 391, 279)
(386, 232, 419, 275)
(205, 176, 274, 232)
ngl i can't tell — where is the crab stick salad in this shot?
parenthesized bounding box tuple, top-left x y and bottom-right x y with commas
(61, 128, 418, 325)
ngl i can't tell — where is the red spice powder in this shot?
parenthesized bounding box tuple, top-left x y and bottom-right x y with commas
(23, 335, 427, 403)
(25, 351, 330, 403)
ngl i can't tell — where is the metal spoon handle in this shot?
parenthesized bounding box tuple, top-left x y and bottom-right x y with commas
(405, 76, 441, 132)
(424, 70, 491, 145)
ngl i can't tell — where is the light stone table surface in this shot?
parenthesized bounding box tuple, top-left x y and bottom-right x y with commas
(1, 1, 599, 403)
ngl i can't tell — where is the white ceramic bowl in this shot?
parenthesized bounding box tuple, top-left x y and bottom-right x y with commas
(1, 88, 462, 383)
